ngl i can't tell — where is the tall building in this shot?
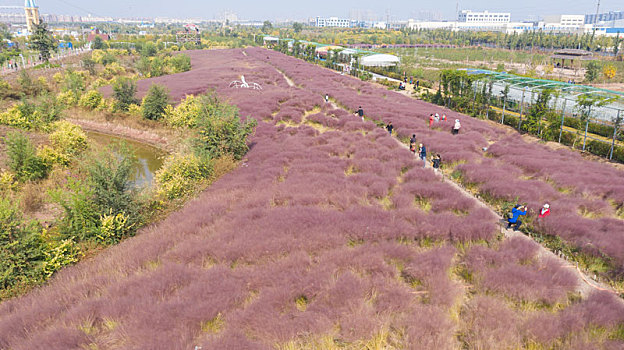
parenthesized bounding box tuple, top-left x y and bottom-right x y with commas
(24, 0, 40, 32)
(458, 10, 510, 23)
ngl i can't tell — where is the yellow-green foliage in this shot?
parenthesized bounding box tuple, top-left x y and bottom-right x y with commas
(52, 72, 63, 85)
(163, 95, 201, 127)
(201, 313, 225, 333)
(37, 77, 49, 90)
(0, 104, 38, 130)
(57, 90, 78, 106)
(78, 90, 103, 109)
(38, 121, 88, 166)
(97, 210, 135, 244)
(127, 104, 142, 117)
(90, 77, 110, 89)
(42, 238, 81, 277)
(100, 62, 126, 79)
(90, 50, 106, 64)
(0, 171, 17, 194)
(49, 121, 88, 157)
(155, 153, 213, 200)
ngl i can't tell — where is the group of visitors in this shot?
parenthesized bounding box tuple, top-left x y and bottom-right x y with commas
(407, 133, 441, 171)
(506, 203, 550, 231)
(350, 103, 552, 237)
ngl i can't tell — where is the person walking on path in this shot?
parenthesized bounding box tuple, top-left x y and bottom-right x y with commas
(452, 119, 461, 135)
(409, 134, 417, 154)
(429, 114, 434, 127)
(507, 205, 527, 231)
(431, 154, 441, 174)
(416, 80, 419, 88)
(538, 203, 550, 218)
(386, 122, 394, 135)
(356, 106, 364, 121)
(325, 94, 329, 103)
(418, 143, 427, 167)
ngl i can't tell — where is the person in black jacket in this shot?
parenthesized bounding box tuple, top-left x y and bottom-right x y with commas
(386, 122, 394, 135)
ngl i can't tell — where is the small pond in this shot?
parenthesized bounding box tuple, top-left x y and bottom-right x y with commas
(86, 131, 166, 188)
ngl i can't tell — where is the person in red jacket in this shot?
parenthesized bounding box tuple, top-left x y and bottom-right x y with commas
(538, 203, 550, 218)
(429, 114, 434, 127)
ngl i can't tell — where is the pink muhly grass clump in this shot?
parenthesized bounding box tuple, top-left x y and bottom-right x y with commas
(461, 296, 521, 349)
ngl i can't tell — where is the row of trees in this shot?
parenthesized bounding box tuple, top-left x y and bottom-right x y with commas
(429, 69, 623, 161)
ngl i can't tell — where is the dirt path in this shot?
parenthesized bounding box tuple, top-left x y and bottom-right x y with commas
(390, 135, 619, 299)
(274, 67, 295, 87)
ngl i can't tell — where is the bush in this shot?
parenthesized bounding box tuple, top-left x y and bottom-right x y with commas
(49, 121, 88, 158)
(62, 70, 86, 95)
(142, 84, 169, 120)
(163, 94, 202, 127)
(49, 178, 99, 240)
(57, 90, 78, 106)
(97, 210, 135, 244)
(0, 198, 47, 289)
(169, 54, 191, 73)
(82, 57, 96, 75)
(191, 94, 257, 160)
(155, 153, 213, 200)
(78, 90, 103, 109)
(4, 131, 48, 181)
(141, 42, 158, 57)
(112, 77, 137, 111)
(86, 145, 138, 221)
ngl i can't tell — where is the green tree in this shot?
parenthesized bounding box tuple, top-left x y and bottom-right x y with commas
(585, 61, 600, 82)
(169, 54, 191, 73)
(4, 131, 48, 181)
(261, 20, 273, 34)
(293, 22, 303, 33)
(142, 84, 169, 120)
(112, 77, 137, 111)
(81, 57, 96, 75)
(192, 94, 257, 160)
(92, 35, 104, 50)
(30, 21, 55, 62)
(141, 42, 158, 57)
(614, 32, 621, 57)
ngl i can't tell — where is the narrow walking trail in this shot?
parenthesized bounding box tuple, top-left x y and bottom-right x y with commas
(390, 133, 620, 300)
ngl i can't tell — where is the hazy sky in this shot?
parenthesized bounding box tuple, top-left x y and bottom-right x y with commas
(11, 0, 624, 21)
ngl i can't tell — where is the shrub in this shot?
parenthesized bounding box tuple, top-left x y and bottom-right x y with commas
(62, 70, 85, 95)
(86, 145, 139, 224)
(191, 94, 257, 160)
(142, 84, 169, 120)
(155, 153, 213, 199)
(49, 121, 88, 158)
(0, 171, 17, 194)
(141, 42, 158, 57)
(169, 54, 191, 73)
(112, 77, 137, 111)
(97, 209, 135, 244)
(4, 131, 48, 181)
(163, 94, 202, 127)
(78, 89, 103, 109)
(82, 57, 96, 75)
(0, 79, 20, 99)
(49, 178, 99, 240)
(56, 90, 78, 106)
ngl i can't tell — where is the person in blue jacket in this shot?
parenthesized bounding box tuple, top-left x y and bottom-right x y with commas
(507, 204, 527, 230)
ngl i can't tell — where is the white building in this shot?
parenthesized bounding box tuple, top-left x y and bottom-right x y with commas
(458, 10, 511, 24)
(539, 15, 591, 33)
(315, 16, 352, 28)
(407, 19, 531, 34)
